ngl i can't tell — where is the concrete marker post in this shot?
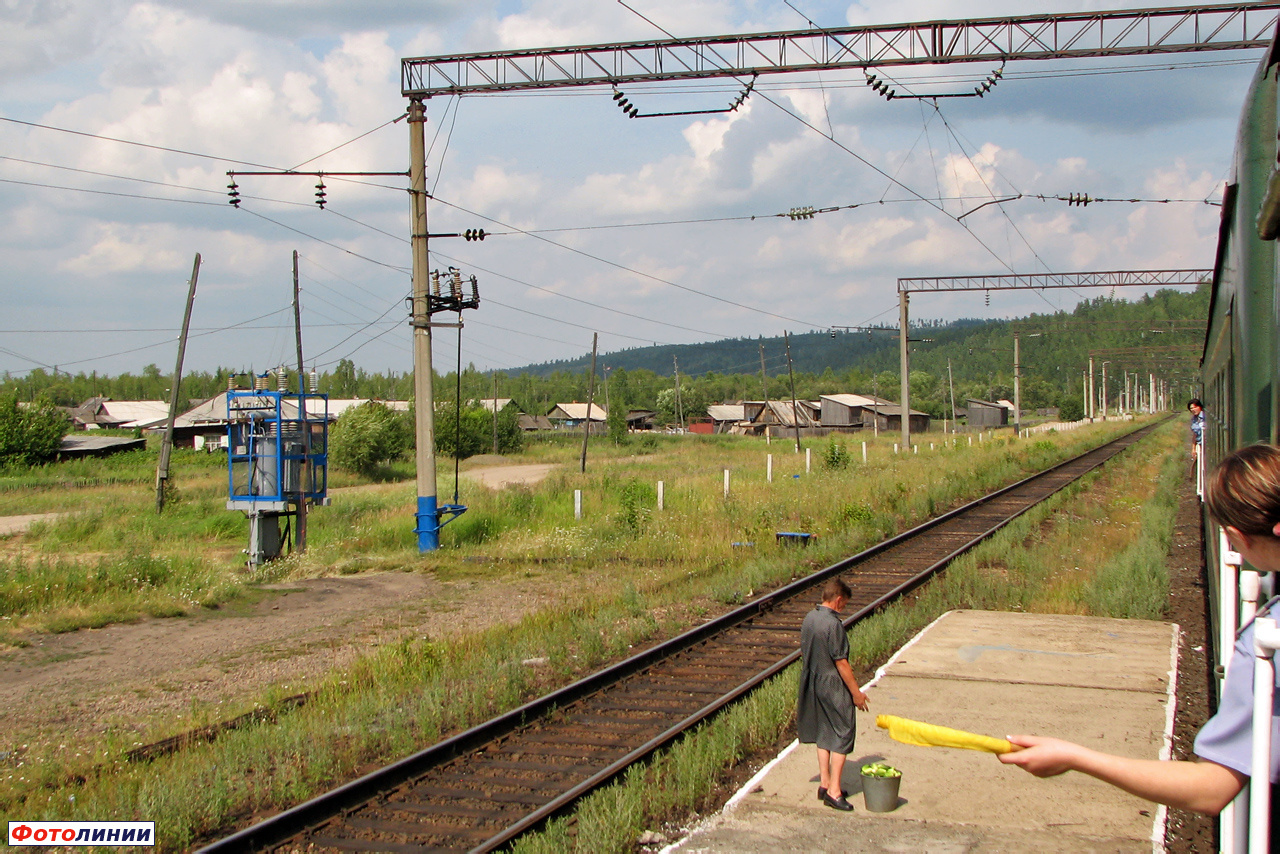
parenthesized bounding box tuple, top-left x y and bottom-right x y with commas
(723, 469, 730, 499)
(657, 480, 664, 511)
(574, 489, 582, 520)
(861, 441, 867, 463)
(767, 453, 773, 483)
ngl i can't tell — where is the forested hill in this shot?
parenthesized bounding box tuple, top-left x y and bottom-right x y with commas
(513, 285, 1207, 388)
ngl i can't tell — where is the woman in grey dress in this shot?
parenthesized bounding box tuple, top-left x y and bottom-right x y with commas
(798, 577, 871, 811)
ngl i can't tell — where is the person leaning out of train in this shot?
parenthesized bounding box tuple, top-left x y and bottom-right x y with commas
(1188, 399, 1205, 460)
(999, 443, 1280, 815)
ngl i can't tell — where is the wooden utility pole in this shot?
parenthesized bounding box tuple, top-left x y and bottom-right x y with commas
(785, 331, 801, 453)
(673, 356, 684, 431)
(293, 250, 308, 551)
(580, 334, 598, 472)
(156, 253, 200, 513)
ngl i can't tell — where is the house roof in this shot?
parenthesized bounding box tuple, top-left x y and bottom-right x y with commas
(819, 393, 881, 408)
(751, 400, 819, 427)
(707, 404, 746, 422)
(72, 398, 172, 428)
(548, 403, 607, 421)
(475, 397, 515, 413)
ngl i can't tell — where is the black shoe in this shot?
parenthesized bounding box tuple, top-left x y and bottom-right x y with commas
(822, 791, 854, 811)
(817, 786, 826, 801)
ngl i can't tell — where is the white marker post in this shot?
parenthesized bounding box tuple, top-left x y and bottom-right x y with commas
(574, 489, 582, 520)
(657, 480, 664, 511)
(767, 453, 773, 483)
(724, 469, 731, 499)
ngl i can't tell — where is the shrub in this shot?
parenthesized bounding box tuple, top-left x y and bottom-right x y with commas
(327, 402, 412, 476)
(0, 393, 68, 466)
(823, 439, 851, 470)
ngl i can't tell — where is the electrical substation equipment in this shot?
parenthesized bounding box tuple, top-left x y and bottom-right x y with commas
(226, 367, 329, 568)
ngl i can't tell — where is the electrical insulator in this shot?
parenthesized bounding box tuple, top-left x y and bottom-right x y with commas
(464, 228, 486, 241)
(315, 179, 327, 209)
(431, 270, 441, 296)
(309, 368, 319, 393)
(1066, 192, 1092, 207)
(227, 373, 236, 391)
(830, 329, 837, 339)
(612, 90, 625, 102)
(450, 267, 462, 298)
(277, 366, 288, 392)
(228, 181, 241, 208)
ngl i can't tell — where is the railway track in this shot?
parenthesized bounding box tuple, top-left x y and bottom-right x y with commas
(201, 420, 1164, 854)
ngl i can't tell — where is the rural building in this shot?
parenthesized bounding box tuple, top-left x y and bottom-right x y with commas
(740, 400, 820, 437)
(866, 403, 932, 434)
(517, 413, 553, 431)
(706, 403, 746, 434)
(967, 399, 1008, 429)
(626, 410, 656, 431)
(818, 394, 897, 430)
(158, 395, 409, 449)
(547, 402, 608, 433)
(71, 398, 170, 431)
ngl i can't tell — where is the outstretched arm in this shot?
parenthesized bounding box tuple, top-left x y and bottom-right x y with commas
(998, 735, 1246, 815)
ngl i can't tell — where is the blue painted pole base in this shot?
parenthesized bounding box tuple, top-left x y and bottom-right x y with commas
(416, 495, 439, 552)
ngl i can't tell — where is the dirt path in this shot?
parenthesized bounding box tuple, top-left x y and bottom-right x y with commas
(0, 513, 62, 536)
(0, 570, 566, 745)
(460, 462, 556, 489)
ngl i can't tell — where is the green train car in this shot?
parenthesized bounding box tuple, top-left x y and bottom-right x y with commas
(1202, 30, 1280, 668)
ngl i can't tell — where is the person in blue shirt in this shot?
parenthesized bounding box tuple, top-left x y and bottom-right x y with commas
(1000, 443, 1280, 815)
(1188, 399, 1205, 459)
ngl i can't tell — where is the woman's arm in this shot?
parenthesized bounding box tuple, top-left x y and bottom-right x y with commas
(834, 658, 870, 711)
(998, 735, 1246, 815)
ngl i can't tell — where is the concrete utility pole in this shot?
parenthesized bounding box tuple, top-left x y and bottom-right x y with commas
(785, 331, 801, 453)
(1013, 333, 1022, 436)
(156, 252, 200, 514)
(899, 290, 911, 450)
(1088, 356, 1096, 420)
(408, 97, 439, 551)
(581, 333, 597, 473)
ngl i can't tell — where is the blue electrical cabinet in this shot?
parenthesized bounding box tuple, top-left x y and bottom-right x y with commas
(227, 386, 328, 565)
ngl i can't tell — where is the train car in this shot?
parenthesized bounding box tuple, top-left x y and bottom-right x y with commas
(1203, 29, 1280, 625)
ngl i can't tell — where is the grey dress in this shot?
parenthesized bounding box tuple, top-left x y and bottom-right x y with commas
(797, 604, 856, 753)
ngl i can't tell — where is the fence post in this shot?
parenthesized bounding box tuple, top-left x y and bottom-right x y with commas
(657, 480, 664, 511)
(861, 441, 867, 463)
(767, 453, 773, 483)
(805, 447, 811, 473)
(723, 469, 731, 499)
(574, 489, 582, 520)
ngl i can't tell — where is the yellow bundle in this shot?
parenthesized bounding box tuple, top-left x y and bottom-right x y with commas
(876, 714, 1016, 754)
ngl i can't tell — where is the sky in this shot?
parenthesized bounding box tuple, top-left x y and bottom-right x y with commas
(0, 0, 1265, 383)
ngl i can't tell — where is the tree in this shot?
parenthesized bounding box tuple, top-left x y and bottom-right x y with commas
(435, 402, 491, 460)
(327, 402, 412, 476)
(0, 394, 68, 466)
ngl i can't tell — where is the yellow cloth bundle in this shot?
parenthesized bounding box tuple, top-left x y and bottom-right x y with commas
(876, 714, 1017, 754)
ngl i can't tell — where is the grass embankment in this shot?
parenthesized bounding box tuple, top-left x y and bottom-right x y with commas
(0, 419, 1160, 850)
(514, 419, 1186, 853)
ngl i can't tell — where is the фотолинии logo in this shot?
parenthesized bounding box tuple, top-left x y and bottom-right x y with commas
(8, 821, 155, 846)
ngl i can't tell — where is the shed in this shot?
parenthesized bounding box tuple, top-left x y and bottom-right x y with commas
(706, 403, 746, 434)
(517, 414, 553, 431)
(967, 399, 1009, 429)
(865, 403, 932, 434)
(626, 409, 656, 430)
(818, 394, 897, 429)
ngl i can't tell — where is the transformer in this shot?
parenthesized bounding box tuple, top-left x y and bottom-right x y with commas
(226, 372, 328, 567)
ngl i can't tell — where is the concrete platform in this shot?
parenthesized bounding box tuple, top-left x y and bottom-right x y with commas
(664, 609, 1179, 853)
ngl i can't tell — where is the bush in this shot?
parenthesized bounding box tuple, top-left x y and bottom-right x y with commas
(1058, 398, 1084, 422)
(327, 402, 412, 476)
(823, 439, 851, 470)
(0, 393, 68, 466)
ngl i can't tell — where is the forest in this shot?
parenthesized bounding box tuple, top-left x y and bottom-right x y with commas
(0, 286, 1207, 425)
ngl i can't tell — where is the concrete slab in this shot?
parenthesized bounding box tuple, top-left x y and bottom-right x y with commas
(664, 610, 1178, 854)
